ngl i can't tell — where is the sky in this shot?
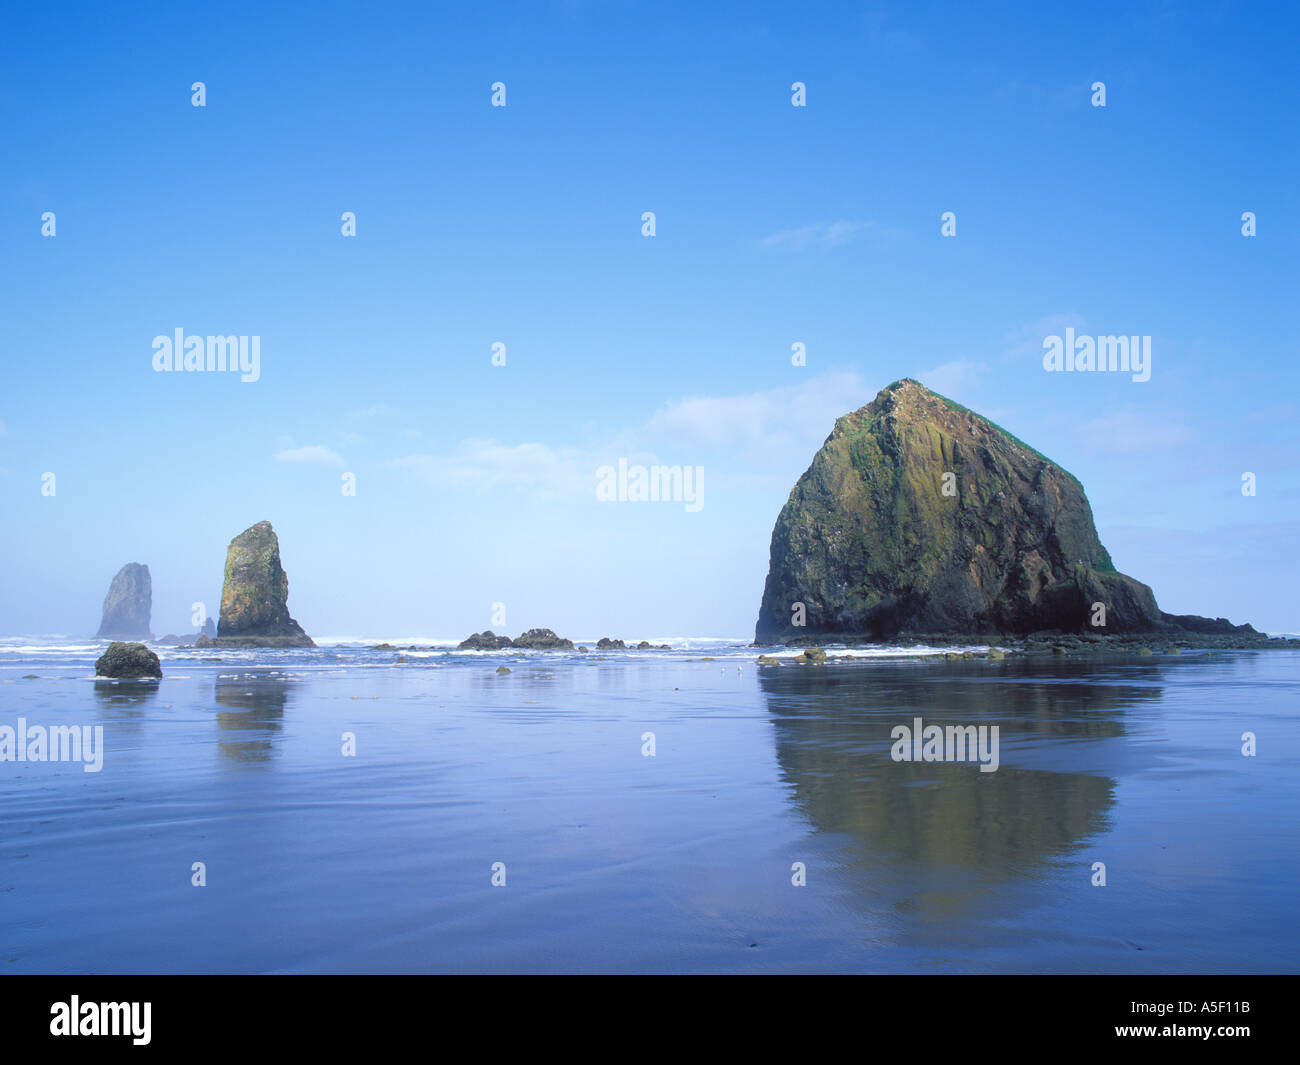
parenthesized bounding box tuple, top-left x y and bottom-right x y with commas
(1, 0, 1297, 639)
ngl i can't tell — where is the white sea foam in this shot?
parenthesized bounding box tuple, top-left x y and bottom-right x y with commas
(315, 636, 461, 648)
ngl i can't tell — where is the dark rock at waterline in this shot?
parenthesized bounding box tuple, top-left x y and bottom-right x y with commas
(216, 521, 315, 647)
(755, 378, 1255, 642)
(511, 628, 575, 650)
(1158, 612, 1259, 637)
(596, 637, 626, 650)
(95, 641, 162, 679)
(209, 635, 318, 648)
(775, 629, 1297, 654)
(457, 630, 514, 650)
(96, 563, 153, 639)
(155, 615, 218, 646)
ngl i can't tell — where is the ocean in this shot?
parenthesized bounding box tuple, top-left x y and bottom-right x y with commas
(2, 638, 1297, 973)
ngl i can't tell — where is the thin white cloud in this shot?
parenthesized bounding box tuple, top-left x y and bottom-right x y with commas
(645, 371, 871, 452)
(393, 373, 892, 505)
(860, 7, 923, 49)
(347, 404, 395, 422)
(1076, 409, 1190, 453)
(760, 220, 875, 252)
(1003, 312, 1086, 362)
(275, 445, 345, 466)
(916, 360, 985, 399)
(395, 439, 589, 499)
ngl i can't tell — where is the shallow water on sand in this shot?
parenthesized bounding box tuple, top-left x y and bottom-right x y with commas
(1, 641, 1296, 973)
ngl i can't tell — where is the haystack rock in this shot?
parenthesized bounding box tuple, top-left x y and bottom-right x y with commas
(216, 521, 315, 647)
(755, 379, 1243, 642)
(96, 563, 153, 640)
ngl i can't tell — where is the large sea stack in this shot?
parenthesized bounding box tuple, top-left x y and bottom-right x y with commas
(96, 563, 153, 639)
(755, 379, 1249, 643)
(216, 521, 315, 647)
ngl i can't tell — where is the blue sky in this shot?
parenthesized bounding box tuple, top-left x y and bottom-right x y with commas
(2, 0, 1297, 638)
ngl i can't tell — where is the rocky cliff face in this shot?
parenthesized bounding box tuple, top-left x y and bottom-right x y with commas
(755, 379, 1171, 641)
(96, 563, 153, 639)
(216, 521, 314, 646)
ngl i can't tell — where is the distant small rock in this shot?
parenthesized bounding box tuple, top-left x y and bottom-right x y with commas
(756, 655, 781, 666)
(372, 643, 397, 650)
(596, 637, 626, 650)
(496, 665, 512, 674)
(512, 628, 575, 650)
(987, 648, 1006, 660)
(801, 648, 828, 664)
(458, 631, 513, 650)
(577, 645, 590, 652)
(95, 642, 162, 679)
